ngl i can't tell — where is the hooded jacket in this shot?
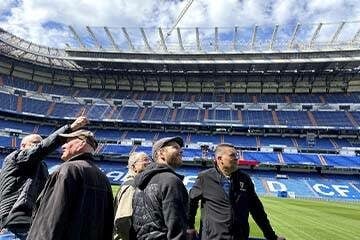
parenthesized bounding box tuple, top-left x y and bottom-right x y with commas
(132, 162, 188, 240)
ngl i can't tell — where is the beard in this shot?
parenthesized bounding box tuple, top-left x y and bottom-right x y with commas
(168, 153, 182, 168)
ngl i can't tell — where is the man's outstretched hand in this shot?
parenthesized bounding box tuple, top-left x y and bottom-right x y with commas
(70, 116, 89, 131)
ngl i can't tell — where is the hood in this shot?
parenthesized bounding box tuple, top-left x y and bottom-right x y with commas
(134, 162, 184, 190)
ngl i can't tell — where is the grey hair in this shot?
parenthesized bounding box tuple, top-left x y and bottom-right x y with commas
(214, 143, 235, 158)
(128, 151, 149, 168)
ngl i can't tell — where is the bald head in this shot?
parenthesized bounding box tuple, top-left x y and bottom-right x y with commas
(21, 134, 43, 150)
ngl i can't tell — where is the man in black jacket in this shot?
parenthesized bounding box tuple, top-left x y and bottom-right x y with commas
(26, 129, 114, 240)
(0, 116, 88, 240)
(187, 143, 285, 240)
(132, 136, 189, 240)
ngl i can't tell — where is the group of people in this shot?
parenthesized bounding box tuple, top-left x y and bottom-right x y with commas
(0, 116, 285, 240)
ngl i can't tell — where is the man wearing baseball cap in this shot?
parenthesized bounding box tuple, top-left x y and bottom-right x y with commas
(132, 136, 189, 240)
(27, 129, 114, 240)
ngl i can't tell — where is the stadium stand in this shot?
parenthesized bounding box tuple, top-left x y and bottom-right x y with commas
(0, 22, 359, 203)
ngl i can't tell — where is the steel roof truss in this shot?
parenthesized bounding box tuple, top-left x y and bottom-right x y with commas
(158, 27, 168, 52)
(309, 23, 323, 48)
(269, 24, 279, 50)
(86, 26, 102, 50)
(330, 21, 345, 45)
(176, 28, 184, 51)
(140, 28, 151, 51)
(104, 27, 120, 51)
(121, 27, 135, 51)
(251, 25, 258, 49)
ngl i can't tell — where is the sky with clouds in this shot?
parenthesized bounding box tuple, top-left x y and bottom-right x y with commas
(0, 0, 359, 50)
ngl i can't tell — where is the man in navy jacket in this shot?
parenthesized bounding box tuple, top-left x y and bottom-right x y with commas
(187, 143, 285, 240)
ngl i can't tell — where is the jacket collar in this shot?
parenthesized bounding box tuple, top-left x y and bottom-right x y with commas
(67, 152, 94, 162)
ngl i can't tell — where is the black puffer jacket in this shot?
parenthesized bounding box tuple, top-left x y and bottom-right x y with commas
(0, 124, 70, 229)
(132, 163, 188, 240)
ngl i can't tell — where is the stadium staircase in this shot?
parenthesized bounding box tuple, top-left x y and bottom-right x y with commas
(349, 183, 360, 193)
(237, 110, 243, 124)
(46, 102, 56, 116)
(11, 137, 16, 148)
(345, 111, 359, 128)
(164, 108, 171, 121)
(307, 111, 318, 126)
(153, 132, 159, 141)
(239, 150, 244, 159)
(95, 143, 104, 154)
(139, 107, 147, 121)
(285, 95, 291, 103)
(106, 106, 117, 119)
(252, 95, 257, 103)
(277, 153, 285, 164)
(161, 93, 167, 101)
(220, 135, 224, 143)
(132, 92, 138, 101)
(102, 91, 112, 99)
(72, 89, 80, 97)
(120, 131, 128, 141)
(217, 93, 225, 103)
(0, 76, 3, 86)
(171, 108, 178, 122)
(204, 109, 209, 120)
(256, 136, 260, 148)
(329, 138, 339, 149)
(271, 111, 280, 125)
(130, 145, 137, 154)
(291, 138, 299, 148)
(186, 133, 191, 144)
(16, 96, 23, 113)
(319, 95, 326, 104)
(261, 178, 271, 194)
(37, 85, 43, 94)
(33, 125, 39, 134)
(318, 155, 328, 165)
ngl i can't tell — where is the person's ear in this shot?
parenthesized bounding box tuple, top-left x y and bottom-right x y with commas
(20, 143, 26, 149)
(217, 156, 223, 165)
(77, 140, 86, 151)
(131, 164, 137, 173)
(158, 148, 166, 162)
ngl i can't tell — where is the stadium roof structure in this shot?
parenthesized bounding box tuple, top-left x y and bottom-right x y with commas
(0, 21, 360, 93)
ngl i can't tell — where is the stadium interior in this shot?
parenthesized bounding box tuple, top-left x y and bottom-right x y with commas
(0, 22, 359, 201)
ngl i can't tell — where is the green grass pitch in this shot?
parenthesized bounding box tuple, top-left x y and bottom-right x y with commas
(112, 185, 360, 240)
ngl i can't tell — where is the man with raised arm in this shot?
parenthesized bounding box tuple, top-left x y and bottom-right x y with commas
(0, 116, 88, 240)
(27, 129, 113, 240)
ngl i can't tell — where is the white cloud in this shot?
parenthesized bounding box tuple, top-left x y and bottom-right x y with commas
(0, 0, 358, 48)
(0, 0, 12, 15)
